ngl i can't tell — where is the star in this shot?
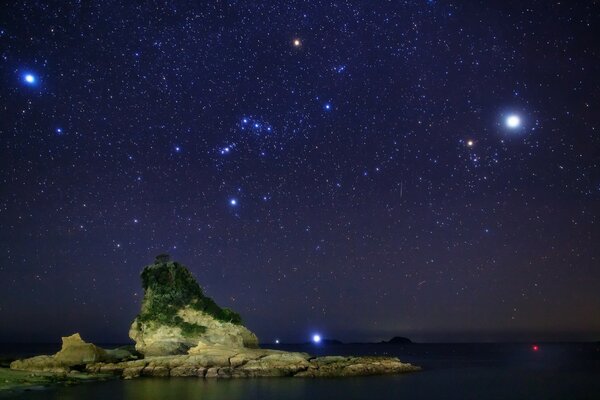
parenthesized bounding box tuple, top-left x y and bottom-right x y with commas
(324, 103, 332, 111)
(505, 114, 521, 129)
(22, 73, 37, 85)
(220, 146, 231, 155)
(466, 140, 474, 147)
(174, 146, 181, 152)
(229, 198, 238, 206)
(293, 38, 302, 47)
(55, 128, 63, 135)
(312, 334, 321, 343)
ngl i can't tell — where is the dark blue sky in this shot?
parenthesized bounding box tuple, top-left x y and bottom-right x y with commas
(0, 0, 598, 343)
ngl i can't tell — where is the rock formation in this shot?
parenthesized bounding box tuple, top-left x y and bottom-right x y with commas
(10, 333, 136, 373)
(84, 347, 418, 378)
(10, 255, 420, 380)
(129, 255, 258, 355)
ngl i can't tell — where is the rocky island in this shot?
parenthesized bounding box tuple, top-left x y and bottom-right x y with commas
(6, 256, 419, 389)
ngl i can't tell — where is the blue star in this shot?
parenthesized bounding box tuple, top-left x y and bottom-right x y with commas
(220, 146, 232, 155)
(55, 128, 63, 135)
(323, 103, 332, 111)
(174, 146, 181, 152)
(229, 198, 238, 206)
(22, 72, 37, 86)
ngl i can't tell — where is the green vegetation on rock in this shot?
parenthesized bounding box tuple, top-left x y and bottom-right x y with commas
(136, 255, 242, 337)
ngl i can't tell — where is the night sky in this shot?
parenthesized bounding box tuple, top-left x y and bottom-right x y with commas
(1, 1, 599, 344)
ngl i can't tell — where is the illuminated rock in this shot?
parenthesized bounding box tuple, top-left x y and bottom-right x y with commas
(129, 255, 258, 356)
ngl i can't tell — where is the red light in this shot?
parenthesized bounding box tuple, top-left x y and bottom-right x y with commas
(532, 345, 539, 351)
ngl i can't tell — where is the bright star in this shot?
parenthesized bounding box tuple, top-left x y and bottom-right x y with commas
(466, 140, 474, 147)
(312, 334, 321, 344)
(324, 103, 332, 111)
(293, 38, 301, 47)
(174, 146, 181, 152)
(23, 73, 37, 85)
(275, 339, 280, 344)
(56, 128, 63, 135)
(230, 198, 237, 206)
(506, 114, 521, 129)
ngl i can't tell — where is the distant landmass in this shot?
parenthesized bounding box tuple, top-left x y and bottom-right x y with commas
(381, 336, 413, 345)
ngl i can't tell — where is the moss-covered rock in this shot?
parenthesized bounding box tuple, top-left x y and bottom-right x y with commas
(129, 256, 259, 356)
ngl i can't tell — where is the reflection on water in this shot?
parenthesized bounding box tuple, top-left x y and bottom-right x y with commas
(4, 343, 600, 400)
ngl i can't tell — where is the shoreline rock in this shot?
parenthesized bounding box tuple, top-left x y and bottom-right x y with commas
(0, 367, 114, 393)
(83, 347, 420, 379)
(10, 333, 137, 374)
(11, 340, 419, 380)
(9, 256, 421, 383)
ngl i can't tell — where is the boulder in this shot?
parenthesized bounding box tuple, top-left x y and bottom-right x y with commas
(54, 333, 107, 366)
(10, 333, 136, 372)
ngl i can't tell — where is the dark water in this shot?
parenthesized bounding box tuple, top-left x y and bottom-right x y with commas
(2, 343, 600, 399)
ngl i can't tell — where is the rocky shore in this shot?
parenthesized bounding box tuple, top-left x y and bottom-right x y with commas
(7, 256, 419, 389)
(10, 335, 419, 380)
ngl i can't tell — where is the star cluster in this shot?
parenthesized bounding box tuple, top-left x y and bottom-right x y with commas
(0, 1, 598, 343)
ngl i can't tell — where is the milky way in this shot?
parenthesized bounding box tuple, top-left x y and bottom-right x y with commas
(0, 1, 598, 343)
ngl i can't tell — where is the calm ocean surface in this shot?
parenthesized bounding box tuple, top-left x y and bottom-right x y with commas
(2, 342, 599, 399)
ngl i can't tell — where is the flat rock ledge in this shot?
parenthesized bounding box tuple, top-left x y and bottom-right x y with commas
(13, 347, 419, 379)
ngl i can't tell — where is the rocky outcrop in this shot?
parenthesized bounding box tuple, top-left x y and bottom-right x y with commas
(129, 256, 258, 356)
(84, 347, 420, 379)
(54, 333, 108, 365)
(10, 333, 136, 373)
(10, 335, 419, 380)
(10, 256, 421, 381)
